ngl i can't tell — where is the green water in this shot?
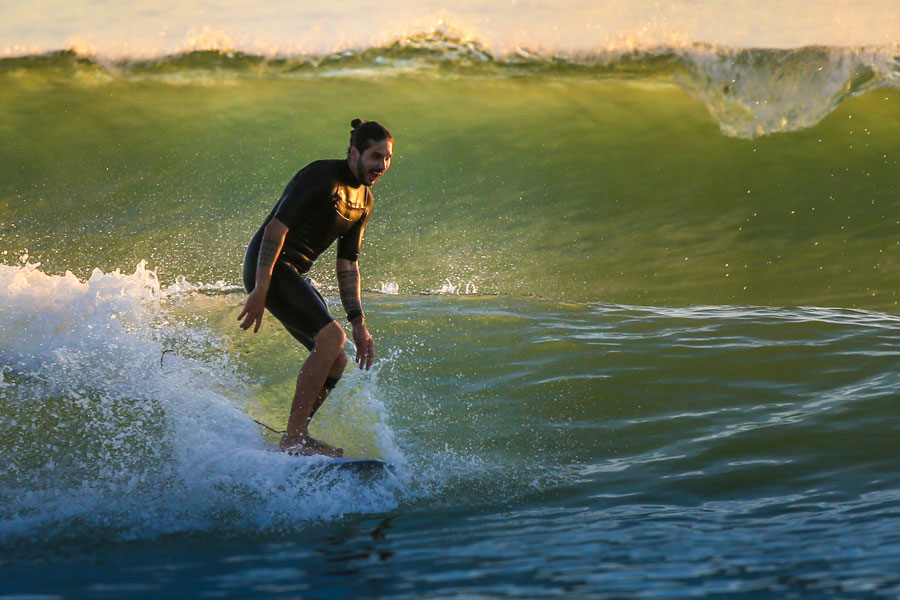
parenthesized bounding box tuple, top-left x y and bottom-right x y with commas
(2, 58, 898, 308)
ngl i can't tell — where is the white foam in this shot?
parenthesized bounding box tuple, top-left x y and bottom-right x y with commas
(0, 261, 411, 543)
(378, 281, 400, 295)
(428, 278, 479, 295)
(165, 274, 243, 295)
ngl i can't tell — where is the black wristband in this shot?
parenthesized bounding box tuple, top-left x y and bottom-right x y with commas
(347, 308, 364, 323)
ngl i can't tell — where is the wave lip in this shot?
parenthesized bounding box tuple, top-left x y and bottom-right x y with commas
(4, 26, 898, 138)
(675, 44, 900, 138)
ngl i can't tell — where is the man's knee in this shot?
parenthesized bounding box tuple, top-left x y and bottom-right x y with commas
(313, 321, 346, 357)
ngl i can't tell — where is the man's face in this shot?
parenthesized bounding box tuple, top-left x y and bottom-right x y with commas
(351, 139, 393, 186)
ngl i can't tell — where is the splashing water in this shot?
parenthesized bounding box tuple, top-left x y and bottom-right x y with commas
(0, 262, 419, 548)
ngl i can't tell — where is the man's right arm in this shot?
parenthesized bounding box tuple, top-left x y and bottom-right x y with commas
(237, 218, 288, 333)
(255, 218, 289, 290)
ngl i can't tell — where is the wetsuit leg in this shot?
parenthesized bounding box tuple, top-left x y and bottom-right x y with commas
(243, 231, 335, 350)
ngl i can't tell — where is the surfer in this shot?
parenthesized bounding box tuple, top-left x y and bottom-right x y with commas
(238, 119, 393, 458)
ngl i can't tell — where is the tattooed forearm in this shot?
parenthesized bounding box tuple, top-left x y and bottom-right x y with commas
(255, 229, 284, 288)
(337, 264, 364, 324)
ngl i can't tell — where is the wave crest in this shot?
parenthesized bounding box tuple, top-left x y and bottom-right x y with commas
(2, 28, 899, 137)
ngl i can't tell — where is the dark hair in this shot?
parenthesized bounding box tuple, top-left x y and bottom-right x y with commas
(349, 119, 392, 154)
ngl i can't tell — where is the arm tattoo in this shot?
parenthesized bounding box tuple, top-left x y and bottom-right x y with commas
(256, 231, 282, 276)
(338, 265, 364, 324)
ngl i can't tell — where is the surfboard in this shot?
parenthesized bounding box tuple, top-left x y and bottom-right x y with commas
(320, 457, 392, 475)
(265, 445, 391, 476)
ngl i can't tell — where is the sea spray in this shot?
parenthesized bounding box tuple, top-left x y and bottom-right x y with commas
(0, 262, 410, 551)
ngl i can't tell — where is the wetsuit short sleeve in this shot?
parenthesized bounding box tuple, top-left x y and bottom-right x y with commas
(273, 163, 332, 228)
(336, 204, 370, 262)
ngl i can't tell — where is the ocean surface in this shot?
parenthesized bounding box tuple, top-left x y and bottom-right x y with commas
(2, 2, 900, 598)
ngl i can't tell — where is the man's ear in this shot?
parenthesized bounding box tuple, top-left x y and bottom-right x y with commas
(348, 146, 359, 161)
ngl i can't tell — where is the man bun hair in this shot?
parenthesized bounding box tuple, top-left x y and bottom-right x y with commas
(349, 118, 393, 154)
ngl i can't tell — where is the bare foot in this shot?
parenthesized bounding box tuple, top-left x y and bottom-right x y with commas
(279, 434, 344, 458)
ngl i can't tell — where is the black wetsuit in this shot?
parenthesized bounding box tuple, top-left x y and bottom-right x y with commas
(243, 159, 373, 349)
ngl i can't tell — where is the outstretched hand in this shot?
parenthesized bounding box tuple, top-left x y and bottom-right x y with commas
(237, 287, 267, 333)
(352, 321, 375, 370)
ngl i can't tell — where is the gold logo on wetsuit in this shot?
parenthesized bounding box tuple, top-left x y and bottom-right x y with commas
(333, 186, 366, 221)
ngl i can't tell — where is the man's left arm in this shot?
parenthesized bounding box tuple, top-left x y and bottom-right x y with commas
(337, 258, 375, 370)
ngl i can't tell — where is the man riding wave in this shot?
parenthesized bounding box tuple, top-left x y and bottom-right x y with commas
(238, 119, 393, 457)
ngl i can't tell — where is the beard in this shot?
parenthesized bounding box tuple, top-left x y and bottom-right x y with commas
(356, 155, 381, 185)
